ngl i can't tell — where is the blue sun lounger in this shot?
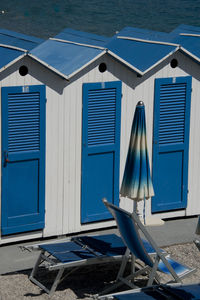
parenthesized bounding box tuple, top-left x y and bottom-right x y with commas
(27, 234, 126, 295)
(25, 200, 195, 296)
(98, 283, 200, 300)
(26, 231, 166, 295)
(101, 199, 195, 294)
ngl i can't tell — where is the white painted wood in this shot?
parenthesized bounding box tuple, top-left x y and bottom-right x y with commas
(1, 49, 200, 244)
(0, 231, 42, 245)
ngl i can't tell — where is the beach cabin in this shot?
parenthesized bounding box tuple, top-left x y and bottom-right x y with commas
(108, 24, 200, 222)
(0, 28, 123, 244)
(1, 25, 200, 244)
(0, 29, 44, 244)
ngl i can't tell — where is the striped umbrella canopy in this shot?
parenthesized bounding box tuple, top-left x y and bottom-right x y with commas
(120, 101, 154, 201)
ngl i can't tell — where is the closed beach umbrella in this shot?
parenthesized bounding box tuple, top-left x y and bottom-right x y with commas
(120, 101, 154, 207)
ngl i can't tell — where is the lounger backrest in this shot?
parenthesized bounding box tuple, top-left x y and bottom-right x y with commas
(103, 199, 153, 267)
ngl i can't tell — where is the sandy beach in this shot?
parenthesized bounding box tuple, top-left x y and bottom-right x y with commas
(0, 241, 199, 300)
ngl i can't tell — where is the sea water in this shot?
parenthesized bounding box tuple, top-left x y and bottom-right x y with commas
(0, 0, 200, 38)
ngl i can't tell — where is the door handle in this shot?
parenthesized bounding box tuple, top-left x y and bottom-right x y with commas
(3, 150, 9, 167)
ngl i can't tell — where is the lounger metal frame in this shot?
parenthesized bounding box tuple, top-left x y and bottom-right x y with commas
(26, 234, 126, 296)
(24, 200, 195, 296)
(102, 199, 196, 294)
(97, 283, 200, 300)
(26, 231, 164, 296)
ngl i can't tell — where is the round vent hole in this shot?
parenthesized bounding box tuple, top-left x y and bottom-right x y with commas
(99, 63, 107, 73)
(170, 59, 178, 68)
(19, 65, 28, 76)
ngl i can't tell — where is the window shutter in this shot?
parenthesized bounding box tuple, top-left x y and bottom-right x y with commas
(88, 88, 116, 146)
(8, 92, 40, 152)
(159, 83, 186, 145)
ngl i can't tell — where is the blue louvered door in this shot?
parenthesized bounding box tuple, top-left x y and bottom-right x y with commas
(81, 81, 121, 223)
(152, 76, 191, 213)
(1, 85, 46, 235)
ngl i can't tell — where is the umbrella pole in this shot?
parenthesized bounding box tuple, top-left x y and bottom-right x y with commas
(143, 196, 146, 225)
(133, 201, 138, 214)
(134, 189, 146, 224)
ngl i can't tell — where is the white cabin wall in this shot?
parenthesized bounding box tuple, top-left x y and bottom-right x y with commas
(62, 79, 82, 234)
(27, 58, 66, 237)
(182, 57, 200, 217)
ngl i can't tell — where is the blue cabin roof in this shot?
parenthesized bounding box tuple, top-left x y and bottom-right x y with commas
(171, 24, 200, 36)
(104, 26, 179, 75)
(55, 28, 110, 48)
(107, 39, 177, 74)
(29, 25, 200, 79)
(168, 24, 200, 61)
(0, 28, 43, 51)
(107, 25, 200, 75)
(0, 47, 24, 70)
(0, 28, 43, 71)
(30, 28, 107, 79)
(30, 39, 104, 79)
(116, 26, 172, 43)
(107, 27, 178, 74)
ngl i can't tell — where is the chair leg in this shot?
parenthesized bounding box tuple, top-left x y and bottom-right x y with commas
(116, 248, 130, 280)
(29, 251, 44, 281)
(30, 267, 65, 295)
(131, 254, 136, 275)
(147, 255, 160, 286)
(99, 249, 131, 295)
(48, 268, 65, 296)
(29, 251, 65, 295)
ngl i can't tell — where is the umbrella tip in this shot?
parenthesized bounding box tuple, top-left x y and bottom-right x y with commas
(137, 101, 144, 106)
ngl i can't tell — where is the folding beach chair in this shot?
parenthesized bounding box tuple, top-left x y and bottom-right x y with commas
(98, 283, 200, 300)
(26, 232, 167, 296)
(27, 234, 127, 296)
(102, 199, 195, 293)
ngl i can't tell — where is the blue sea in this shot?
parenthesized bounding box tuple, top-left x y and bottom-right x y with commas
(0, 0, 200, 39)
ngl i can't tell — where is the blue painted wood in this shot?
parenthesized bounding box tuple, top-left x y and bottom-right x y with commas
(152, 76, 192, 213)
(1, 85, 46, 235)
(55, 28, 110, 47)
(0, 47, 25, 71)
(30, 40, 103, 79)
(0, 28, 43, 48)
(81, 81, 121, 223)
(107, 38, 177, 73)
